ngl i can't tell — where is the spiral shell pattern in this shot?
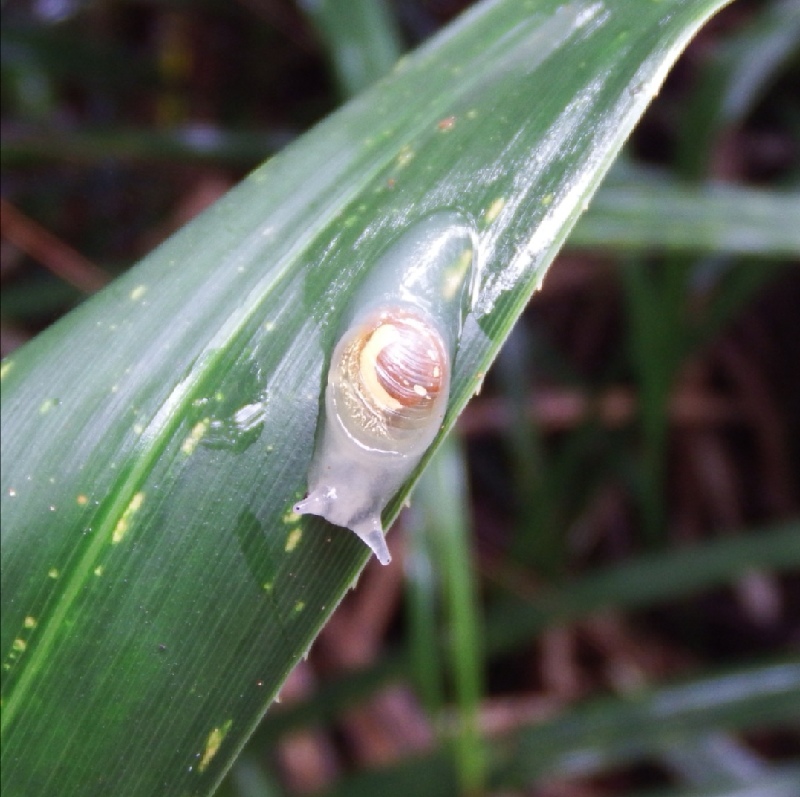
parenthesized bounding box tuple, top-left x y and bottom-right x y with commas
(331, 307, 448, 448)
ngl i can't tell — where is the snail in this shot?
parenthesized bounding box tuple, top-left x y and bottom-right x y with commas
(294, 212, 476, 564)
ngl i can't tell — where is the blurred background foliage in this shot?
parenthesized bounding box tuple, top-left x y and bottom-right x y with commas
(1, 1, 799, 796)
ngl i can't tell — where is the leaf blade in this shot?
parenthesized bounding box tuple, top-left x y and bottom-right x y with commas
(0, 1, 734, 794)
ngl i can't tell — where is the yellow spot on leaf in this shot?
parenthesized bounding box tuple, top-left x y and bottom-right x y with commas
(443, 248, 474, 300)
(285, 527, 302, 553)
(395, 145, 414, 168)
(48, 568, 59, 579)
(283, 508, 300, 525)
(94, 566, 104, 577)
(294, 601, 305, 612)
(130, 284, 147, 301)
(198, 720, 232, 773)
(38, 398, 58, 415)
(12, 639, 26, 653)
(181, 418, 210, 455)
(0, 361, 13, 380)
(77, 494, 89, 506)
(24, 616, 36, 629)
(112, 492, 145, 544)
(484, 197, 506, 224)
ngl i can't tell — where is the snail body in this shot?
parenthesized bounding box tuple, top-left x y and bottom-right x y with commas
(294, 213, 476, 564)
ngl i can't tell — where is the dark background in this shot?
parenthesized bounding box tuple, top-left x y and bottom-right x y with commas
(2, 1, 798, 795)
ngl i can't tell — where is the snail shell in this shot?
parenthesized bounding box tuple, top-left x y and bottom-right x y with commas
(295, 212, 476, 564)
(331, 305, 449, 452)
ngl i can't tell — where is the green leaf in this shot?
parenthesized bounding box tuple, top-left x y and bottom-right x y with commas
(408, 436, 484, 793)
(572, 175, 800, 256)
(621, 767, 800, 797)
(0, 125, 293, 166)
(257, 519, 800, 743)
(484, 519, 800, 656)
(675, 0, 800, 180)
(309, 661, 800, 796)
(301, 0, 404, 97)
(496, 661, 800, 788)
(0, 1, 734, 795)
